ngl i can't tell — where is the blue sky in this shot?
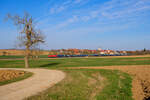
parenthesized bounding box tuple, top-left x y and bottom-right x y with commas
(0, 0, 150, 50)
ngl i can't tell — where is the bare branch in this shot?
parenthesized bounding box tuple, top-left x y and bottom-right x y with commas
(6, 12, 45, 68)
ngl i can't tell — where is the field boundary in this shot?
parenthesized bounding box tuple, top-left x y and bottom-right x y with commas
(68, 65, 150, 100)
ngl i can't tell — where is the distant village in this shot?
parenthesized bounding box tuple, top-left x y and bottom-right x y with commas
(0, 48, 149, 56)
(49, 48, 127, 56)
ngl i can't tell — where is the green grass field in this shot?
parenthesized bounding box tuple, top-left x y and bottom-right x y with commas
(0, 55, 24, 59)
(0, 56, 149, 100)
(0, 57, 150, 68)
(26, 69, 133, 100)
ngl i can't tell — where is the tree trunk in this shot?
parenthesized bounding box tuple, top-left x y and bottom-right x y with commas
(24, 56, 29, 68)
(24, 46, 30, 68)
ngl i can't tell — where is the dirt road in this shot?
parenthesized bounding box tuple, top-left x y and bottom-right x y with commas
(0, 68, 65, 100)
(70, 65, 150, 100)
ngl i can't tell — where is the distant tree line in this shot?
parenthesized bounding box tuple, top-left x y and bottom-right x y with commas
(127, 48, 150, 55)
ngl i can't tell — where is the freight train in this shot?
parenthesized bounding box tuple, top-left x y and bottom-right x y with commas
(48, 54, 88, 58)
(48, 54, 126, 58)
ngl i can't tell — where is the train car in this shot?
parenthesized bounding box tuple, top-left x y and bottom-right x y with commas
(57, 55, 65, 57)
(48, 55, 57, 58)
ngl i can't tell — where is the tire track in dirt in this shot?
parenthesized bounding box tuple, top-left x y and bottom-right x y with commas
(69, 65, 150, 100)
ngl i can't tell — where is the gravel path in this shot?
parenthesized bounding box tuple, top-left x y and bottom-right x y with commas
(0, 68, 65, 100)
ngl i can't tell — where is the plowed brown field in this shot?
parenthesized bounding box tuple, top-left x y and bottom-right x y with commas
(0, 70, 25, 82)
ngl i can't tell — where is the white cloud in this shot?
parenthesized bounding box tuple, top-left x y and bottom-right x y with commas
(79, 0, 150, 22)
(49, 0, 89, 14)
(53, 16, 79, 29)
(74, 0, 82, 4)
(40, 0, 150, 31)
(50, 4, 66, 14)
(49, 1, 72, 14)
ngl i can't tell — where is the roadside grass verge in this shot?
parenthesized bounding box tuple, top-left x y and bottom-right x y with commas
(0, 57, 150, 68)
(0, 71, 33, 86)
(25, 69, 133, 100)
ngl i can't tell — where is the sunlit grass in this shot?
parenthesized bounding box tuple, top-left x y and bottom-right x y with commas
(26, 69, 133, 100)
(0, 57, 150, 68)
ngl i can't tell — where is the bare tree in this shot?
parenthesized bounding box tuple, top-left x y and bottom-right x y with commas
(6, 12, 44, 68)
(2, 51, 7, 56)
